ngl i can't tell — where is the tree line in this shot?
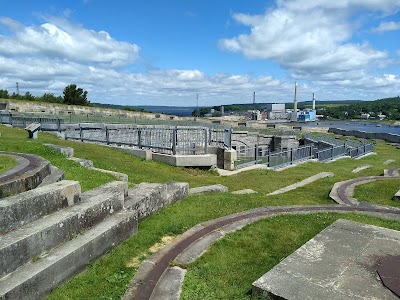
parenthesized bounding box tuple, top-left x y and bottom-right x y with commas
(0, 84, 91, 106)
(319, 97, 400, 120)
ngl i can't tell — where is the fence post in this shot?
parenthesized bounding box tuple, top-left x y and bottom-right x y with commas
(291, 148, 294, 164)
(106, 126, 110, 145)
(79, 125, 83, 142)
(57, 118, 61, 132)
(255, 144, 259, 164)
(204, 128, 208, 154)
(172, 126, 177, 155)
(138, 128, 142, 149)
(224, 127, 232, 149)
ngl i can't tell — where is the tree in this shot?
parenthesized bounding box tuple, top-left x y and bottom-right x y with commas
(63, 84, 90, 106)
(0, 89, 9, 99)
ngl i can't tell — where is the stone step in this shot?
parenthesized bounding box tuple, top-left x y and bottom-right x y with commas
(0, 181, 127, 278)
(0, 210, 138, 300)
(0, 180, 81, 234)
(37, 165, 64, 188)
(124, 182, 188, 219)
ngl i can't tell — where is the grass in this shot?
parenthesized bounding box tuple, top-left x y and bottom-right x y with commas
(180, 213, 400, 300)
(1, 124, 399, 299)
(354, 178, 400, 207)
(0, 154, 18, 173)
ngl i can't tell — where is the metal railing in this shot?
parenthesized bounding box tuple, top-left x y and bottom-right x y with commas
(64, 124, 231, 155)
(235, 144, 314, 169)
(0, 112, 64, 131)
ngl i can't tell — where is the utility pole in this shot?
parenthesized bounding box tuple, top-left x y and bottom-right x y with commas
(253, 91, 256, 112)
(196, 93, 199, 118)
(16, 82, 19, 95)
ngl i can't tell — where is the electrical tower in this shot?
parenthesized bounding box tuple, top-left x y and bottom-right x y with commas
(16, 82, 19, 94)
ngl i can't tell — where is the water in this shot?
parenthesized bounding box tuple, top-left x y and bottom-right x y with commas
(294, 120, 400, 135)
(135, 106, 195, 117)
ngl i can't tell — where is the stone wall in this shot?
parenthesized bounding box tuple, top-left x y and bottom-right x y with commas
(0, 100, 181, 121)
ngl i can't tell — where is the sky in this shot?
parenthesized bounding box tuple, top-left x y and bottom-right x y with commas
(0, 0, 400, 107)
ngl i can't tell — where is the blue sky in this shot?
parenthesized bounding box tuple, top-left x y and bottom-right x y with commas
(0, 0, 399, 107)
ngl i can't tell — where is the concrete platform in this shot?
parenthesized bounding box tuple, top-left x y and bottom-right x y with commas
(252, 219, 400, 300)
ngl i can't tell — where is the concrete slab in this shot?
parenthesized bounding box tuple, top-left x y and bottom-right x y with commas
(252, 219, 400, 300)
(149, 267, 186, 300)
(189, 184, 228, 195)
(231, 189, 257, 195)
(267, 172, 333, 196)
(352, 165, 372, 173)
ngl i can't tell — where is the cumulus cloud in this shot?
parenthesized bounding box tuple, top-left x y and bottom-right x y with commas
(0, 17, 140, 66)
(219, 0, 398, 80)
(372, 21, 400, 33)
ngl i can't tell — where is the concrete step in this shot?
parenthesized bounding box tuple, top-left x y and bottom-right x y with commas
(0, 180, 81, 234)
(0, 210, 138, 300)
(37, 165, 64, 188)
(124, 182, 188, 219)
(0, 181, 127, 278)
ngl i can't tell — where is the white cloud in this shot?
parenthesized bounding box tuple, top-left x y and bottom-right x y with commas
(0, 7, 399, 107)
(219, 0, 398, 81)
(0, 17, 140, 67)
(372, 21, 400, 33)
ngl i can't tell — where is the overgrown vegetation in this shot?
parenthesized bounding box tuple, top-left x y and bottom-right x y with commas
(0, 125, 399, 299)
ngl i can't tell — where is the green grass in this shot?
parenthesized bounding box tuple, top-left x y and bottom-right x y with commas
(354, 178, 400, 207)
(1, 125, 400, 299)
(0, 154, 18, 173)
(180, 213, 400, 300)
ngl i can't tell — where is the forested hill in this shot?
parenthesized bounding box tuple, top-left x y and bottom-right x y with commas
(319, 96, 400, 120)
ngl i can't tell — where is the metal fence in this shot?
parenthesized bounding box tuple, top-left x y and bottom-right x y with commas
(64, 124, 231, 155)
(235, 144, 314, 169)
(0, 112, 64, 131)
(235, 135, 374, 168)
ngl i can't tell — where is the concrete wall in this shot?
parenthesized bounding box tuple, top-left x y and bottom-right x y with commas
(328, 128, 400, 143)
(152, 153, 217, 167)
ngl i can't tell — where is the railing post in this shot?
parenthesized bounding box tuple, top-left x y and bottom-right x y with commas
(57, 118, 61, 132)
(106, 126, 110, 145)
(79, 124, 83, 142)
(255, 144, 259, 164)
(172, 126, 177, 155)
(138, 128, 142, 149)
(204, 128, 208, 154)
(291, 147, 294, 164)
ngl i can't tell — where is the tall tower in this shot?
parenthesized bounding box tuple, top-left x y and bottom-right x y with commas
(312, 93, 316, 110)
(291, 81, 298, 121)
(16, 82, 19, 95)
(253, 91, 256, 111)
(293, 81, 298, 112)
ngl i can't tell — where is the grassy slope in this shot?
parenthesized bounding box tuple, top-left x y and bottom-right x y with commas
(0, 154, 18, 173)
(1, 125, 399, 299)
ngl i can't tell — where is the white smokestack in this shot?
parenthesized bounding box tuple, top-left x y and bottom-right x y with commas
(294, 81, 298, 112)
(312, 93, 316, 110)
